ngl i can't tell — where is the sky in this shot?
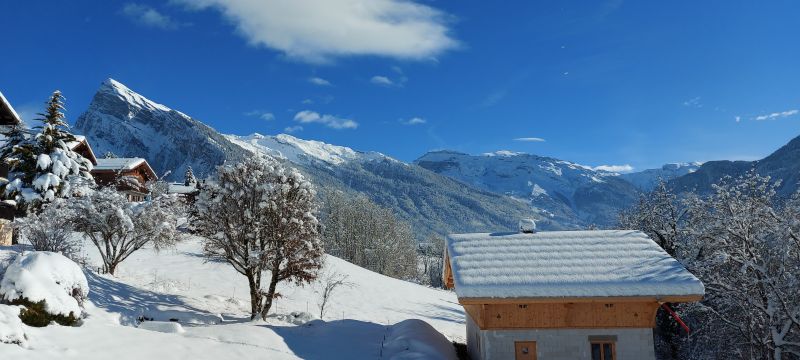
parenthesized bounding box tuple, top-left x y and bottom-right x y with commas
(3, 0, 800, 171)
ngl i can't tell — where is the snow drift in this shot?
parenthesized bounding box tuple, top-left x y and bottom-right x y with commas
(0, 251, 88, 317)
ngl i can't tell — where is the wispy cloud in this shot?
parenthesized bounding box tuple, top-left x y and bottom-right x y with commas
(122, 3, 184, 30)
(301, 98, 313, 104)
(294, 110, 358, 130)
(754, 109, 798, 121)
(514, 137, 545, 142)
(370, 76, 394, 86)
(401, 117, 426, 125)
(683, 96, 702, 108)
(175, 0, 459, 63)
(244, 110, 275, 121)
(284, 125, 303, 133)
(593, 164, 634, 173)
(308, 77, 332, 86)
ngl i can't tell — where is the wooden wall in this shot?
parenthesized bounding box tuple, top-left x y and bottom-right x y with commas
(464, 301, 660, 330)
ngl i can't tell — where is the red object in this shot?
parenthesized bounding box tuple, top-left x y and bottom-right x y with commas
(661, 303, 690, 335)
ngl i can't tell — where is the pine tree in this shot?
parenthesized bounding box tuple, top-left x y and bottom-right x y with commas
(2, 91, 94, 212)
(184, 166, 197, 187)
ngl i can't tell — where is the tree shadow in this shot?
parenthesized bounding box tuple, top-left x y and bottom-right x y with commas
(86, 271, 248, 325)
(260, 319, 386, 359)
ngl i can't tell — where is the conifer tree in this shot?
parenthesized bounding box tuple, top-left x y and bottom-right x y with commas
(2, 91, 94, 212)
(184, 166, 197, 187)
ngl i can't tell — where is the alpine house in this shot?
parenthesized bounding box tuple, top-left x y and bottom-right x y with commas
(443, 220, 704, 360)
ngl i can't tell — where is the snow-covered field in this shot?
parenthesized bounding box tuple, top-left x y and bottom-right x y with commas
(0, 236, 464, 359)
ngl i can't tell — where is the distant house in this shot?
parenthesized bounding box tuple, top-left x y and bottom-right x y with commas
(67, 135, 98, 166)
(443, 225, 705, 360)
(91, 158, 157, 201)
(168, 182, 200, 202)
(0, 91, 22, 246)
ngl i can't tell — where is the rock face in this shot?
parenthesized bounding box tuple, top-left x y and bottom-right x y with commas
(74, 79, 537, 238)
(74, 79, 250, 180)
(414, 150, 639, 228)
(669, 134, 800, 196)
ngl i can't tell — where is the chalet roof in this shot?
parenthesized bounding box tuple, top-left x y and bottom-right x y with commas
(67, 135, 98, 166)
(445, 230, 704, 300)
(0, 91, 22, 126)
(168, 183, 199, 194)
(94, 158, 147, 171)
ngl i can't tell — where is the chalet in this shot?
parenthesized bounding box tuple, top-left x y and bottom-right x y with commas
(68, 135, 98, 166)
(0, 91, 22, 246)
(443, 222, 705, 360)
(92, 158, 157, 201)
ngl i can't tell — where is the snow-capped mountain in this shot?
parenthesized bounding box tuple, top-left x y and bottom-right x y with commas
(74, 79, 250, 180)
(414, 150, 639, 227)
(620, 162, 702, 191)
(74, 79, 537, 237)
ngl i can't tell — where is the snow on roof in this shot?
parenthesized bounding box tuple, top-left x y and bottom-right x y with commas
(0, 91, 22, 125)
(445, 230, 705, 300)
(168, 183, 198, 194)
(94, 158, 147, 171)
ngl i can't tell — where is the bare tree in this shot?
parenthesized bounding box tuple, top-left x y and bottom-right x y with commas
(315, 269, 354, 319)
(419, 234, 446, 288)
(193, 156, 323, 320)
(321, 191, 417, 280)
(70, 187, 181, 275)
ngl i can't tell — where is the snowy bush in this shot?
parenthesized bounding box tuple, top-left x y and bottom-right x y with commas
(0, 304, 26, 345)
(0, 251, 88, 326)
(14, 198, 81, 259)
(194, 156, 323, 320)
(70, 187, 181, 275)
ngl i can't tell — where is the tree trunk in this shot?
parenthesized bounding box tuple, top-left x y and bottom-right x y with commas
(246, 271, 262, 320)
(260, 262, 281, 320)
(107, 261, 118, 275)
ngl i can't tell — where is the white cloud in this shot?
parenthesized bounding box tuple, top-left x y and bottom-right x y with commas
(175, 0, 458, 63)
(284, 125, 303, 133)
(683, 96, 702, 108)
(244, 110, 275, 120)
(592, 164, 634, 173)
(122, 3, 183, 30)
(370, 76, 394, 86)
(308, 77, 331, 86)
(753, 109, 798, 121)
(401, 117, 426, 125)
(294, 110, 358, 129)
(301, 98, 313, 104)
(514, 137, 545, 142)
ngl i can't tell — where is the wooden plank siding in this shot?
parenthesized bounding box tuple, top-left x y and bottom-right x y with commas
(466, 301, 660, 330)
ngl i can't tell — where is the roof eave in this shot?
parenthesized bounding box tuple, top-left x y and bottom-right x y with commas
(457, 294, 704, 305)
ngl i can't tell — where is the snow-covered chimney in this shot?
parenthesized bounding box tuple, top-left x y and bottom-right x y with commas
(519, 218, 536, 234)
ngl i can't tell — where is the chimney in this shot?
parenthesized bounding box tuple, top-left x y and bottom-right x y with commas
(519, 218, 536, 234)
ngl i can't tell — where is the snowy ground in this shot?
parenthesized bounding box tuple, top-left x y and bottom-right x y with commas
(0, 236, 465, 359)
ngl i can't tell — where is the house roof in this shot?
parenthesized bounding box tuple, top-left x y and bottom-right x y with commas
(67, 135, 98, 165)
(0, 91, 22, 126)
(93, 157, 157, 180)
(168, 183, 199, 194)
(445, 230, 704, 301)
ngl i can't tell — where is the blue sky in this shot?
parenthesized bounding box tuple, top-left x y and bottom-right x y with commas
(3, 1, 800, 171)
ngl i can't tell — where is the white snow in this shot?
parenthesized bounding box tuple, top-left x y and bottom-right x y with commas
(445, 230, 705, 299)
(382, 319, 458, 360)
(0, 236, 464, 359)
(137, 321, 185, 334)
(0, 305, 26, 345)
(93, 158, 146, 171)
(101, 79, 172, 113)
(0, 251, 88, 317)
(227, 133, 387, 166)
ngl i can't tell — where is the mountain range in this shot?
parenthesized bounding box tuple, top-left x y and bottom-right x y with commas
(73, 79, 800, 236)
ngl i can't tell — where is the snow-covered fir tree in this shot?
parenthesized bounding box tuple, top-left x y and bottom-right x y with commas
(1, 91, 93, 212)
(193, 156, 323, 320)
(184, 166, 197, 187)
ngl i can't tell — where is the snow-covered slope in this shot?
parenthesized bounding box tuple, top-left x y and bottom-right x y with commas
(227, 133, 386, 167)
(0, 237, 463, 359)
(414, 150, 639, 227)
(621, 162, 702, 191)
(74, 79, 250, 180)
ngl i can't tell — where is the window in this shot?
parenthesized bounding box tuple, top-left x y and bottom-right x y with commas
(590, 341, 615, 360)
